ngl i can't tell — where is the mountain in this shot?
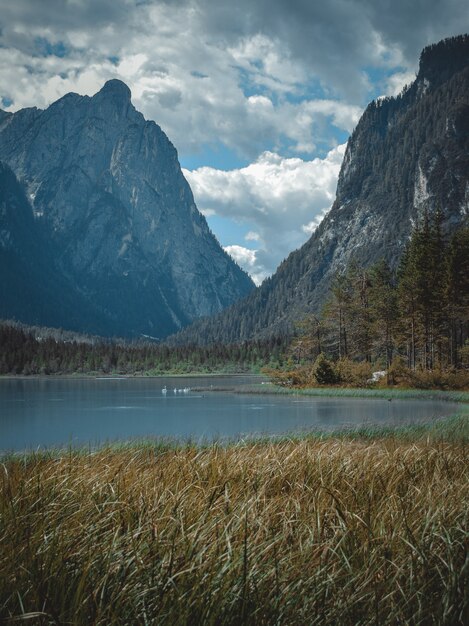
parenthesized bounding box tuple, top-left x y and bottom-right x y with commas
(0, 161, 117, 334)
(169, 34, 469, 346)
(0, 80, 254, 338)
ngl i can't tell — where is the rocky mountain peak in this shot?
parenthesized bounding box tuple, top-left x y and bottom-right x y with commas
(89, 78, 136, 122)
(0, 81, 254, 338)
(96, 78, 132, 103)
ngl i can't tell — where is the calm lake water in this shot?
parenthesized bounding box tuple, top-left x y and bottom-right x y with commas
(0, 376, 461, 451)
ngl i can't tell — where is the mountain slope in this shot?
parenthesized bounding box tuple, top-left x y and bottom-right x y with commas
(0, 162, 117, 333)
(0, 80, 254, 338)
(169, 34, 469, 346)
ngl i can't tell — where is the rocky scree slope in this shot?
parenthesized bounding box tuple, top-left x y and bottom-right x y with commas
(169, 34, 469, 346)
(0, 80, 254, 338)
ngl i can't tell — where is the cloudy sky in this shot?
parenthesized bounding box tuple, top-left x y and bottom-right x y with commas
(1, 1, 467, 283)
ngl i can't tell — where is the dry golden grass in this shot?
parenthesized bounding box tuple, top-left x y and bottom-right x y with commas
(1, 437, 468, 624)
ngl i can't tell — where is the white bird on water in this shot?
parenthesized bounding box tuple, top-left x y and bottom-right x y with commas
(162, 386, 167, 394)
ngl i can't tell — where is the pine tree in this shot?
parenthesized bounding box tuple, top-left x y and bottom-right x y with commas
(397, 241, 419, 369)
(369, 259, 398, 372)
(289, 315, 322, 363)
(322, 271, 352, 359)
(346, 261, 373, 361)
(446, 226, 469, 366)
(397, 209, 447, 370)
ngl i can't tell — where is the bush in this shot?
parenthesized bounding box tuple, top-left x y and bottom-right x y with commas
(385, 357, 409, 386)
(262, 365, 315, 387)
(335, 358, 373, 387)
(313, 353, 339, 385)
(385, 357, 469, 389)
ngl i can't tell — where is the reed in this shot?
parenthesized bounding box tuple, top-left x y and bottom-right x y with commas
(1, 432, 468, 624)
(222, 383, 469, 403)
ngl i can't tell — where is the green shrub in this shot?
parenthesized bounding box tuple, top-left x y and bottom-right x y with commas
(313, 353, 339, 385)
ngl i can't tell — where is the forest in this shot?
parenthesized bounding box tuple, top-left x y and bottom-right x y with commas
(0, 322, 287, 376)
(270, 212, 469, 388)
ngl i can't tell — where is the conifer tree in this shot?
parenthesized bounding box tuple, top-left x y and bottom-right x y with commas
(346, 261, 373, 361)
(446, 226, 469, 366)
(397, 240, 419, 369)
(369, 259, 398, 371)
(397, 209, 447, 369)
(322, 271, 352, 359)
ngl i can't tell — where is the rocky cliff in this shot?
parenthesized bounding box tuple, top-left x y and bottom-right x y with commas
(0, 80, 254, 338)
(0, 162, 115, 334)
(170, 34, 469, 345)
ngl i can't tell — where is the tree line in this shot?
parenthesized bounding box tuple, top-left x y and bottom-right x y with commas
(289, 212, 469, 375)
(0, 322, 287, 376)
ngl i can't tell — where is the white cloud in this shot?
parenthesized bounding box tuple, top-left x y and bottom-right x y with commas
(245, 231, 260, 242)
(384, 70, 417, 96)
(0, 0, 466, 286)
(224, 246, 264, 283)
(1, 0, 453, 161)
(184, 144, 346, 281)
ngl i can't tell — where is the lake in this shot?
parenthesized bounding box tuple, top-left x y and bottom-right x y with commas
(0, 376, 461, 451)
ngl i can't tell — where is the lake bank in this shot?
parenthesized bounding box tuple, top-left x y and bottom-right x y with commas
(4, 371, 468, 396)
(195, 382, 469, 403)
(1, 431, 467, 625)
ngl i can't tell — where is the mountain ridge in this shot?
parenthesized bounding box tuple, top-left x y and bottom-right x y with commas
(168, 34, 469, 346)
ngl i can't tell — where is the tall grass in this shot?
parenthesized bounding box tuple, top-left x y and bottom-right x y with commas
(1, 436, 468, 624)
(209, 383, 469, 404)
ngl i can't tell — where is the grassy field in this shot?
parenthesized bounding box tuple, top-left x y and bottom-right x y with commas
(1, 417, 468, 625)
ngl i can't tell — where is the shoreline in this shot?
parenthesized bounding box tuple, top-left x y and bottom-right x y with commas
(2, 373, 469, 402)
(0, 371, 265, 381)
(193, 382, 469, 404)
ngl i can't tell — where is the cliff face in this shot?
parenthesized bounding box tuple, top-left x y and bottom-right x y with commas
(0, 162, 113, 333)
(0, 80, 254, 337)
(170, 34, 469, 345)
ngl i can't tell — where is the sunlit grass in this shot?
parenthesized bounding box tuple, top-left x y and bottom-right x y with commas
(1, 424, 468, 624)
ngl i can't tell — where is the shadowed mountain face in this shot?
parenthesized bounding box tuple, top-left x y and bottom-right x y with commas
(0, 80, 254, 338)
(170, 35, 469, 346)
(0, 162, 115, 334)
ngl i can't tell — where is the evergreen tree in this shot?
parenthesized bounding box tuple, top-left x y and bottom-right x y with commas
(369, 259, 398, 372)
(289, 315, 322, 363)
(322, 271, 352, 359)
(446, 226, 469, 366)
(346, 262, 373, 361)
(397, 209, 447, 370)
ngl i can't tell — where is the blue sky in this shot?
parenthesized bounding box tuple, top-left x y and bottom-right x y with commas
(0, 0, 467, 283)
